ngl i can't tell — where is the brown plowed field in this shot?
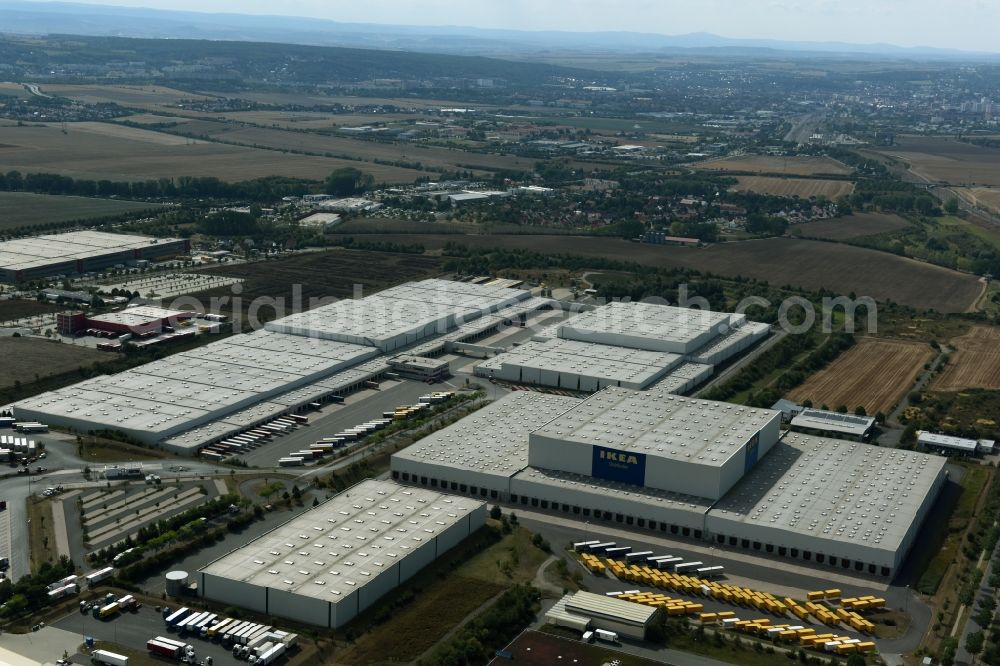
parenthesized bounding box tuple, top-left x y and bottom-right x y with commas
(693, 155, 852, 176)
(787, 338, 934, 415)
(932, 326, 1000, 391)
(878, 136, 1000, 186)
(794, 212, 912, 240)
(330, 233, 983, 312)
(732, 176, 854, 199)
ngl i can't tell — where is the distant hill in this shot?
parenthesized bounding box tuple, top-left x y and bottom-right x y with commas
(0, 0, 996, 61)
(0, 33, 591, 85)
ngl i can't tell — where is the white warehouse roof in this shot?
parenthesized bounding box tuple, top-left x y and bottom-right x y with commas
(557, 301, 742, 354)
(791, 409, 876, 438)
(530, 387, 780, 472)
(706, 434, 947, 569)
(916, 431, 979, 452)
(265, 279, 530, 351)
(476, 337, 683, 391)
(200, 480, 483, 601)
(393, 391, 582, 482)
(0, 230, 184, 271)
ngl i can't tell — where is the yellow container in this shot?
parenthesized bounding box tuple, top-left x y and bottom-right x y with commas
(806, 591, 825, 601)
(824, 589, 842, 599)
(699, 613, 718, 623)
(856, 642, 876, 652)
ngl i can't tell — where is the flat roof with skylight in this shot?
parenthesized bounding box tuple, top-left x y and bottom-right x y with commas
(198, 480, 485, 628)
(706, 434, 947, 570)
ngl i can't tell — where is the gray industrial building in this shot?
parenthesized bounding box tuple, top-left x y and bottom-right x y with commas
(474, 301, 769, 395)
(392, 388, 947, 577)
(198, 480, 485, 628)
(0, 231, 189, 283)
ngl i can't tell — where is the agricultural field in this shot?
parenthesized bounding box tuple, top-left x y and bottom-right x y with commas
(0, 82, 30, 99)
(155, 118, 546, 174)
(878, 136, 1000, 187)
(39, 83, 215, 109)
(0, 337, 114, 389)
(932, 326, 1000, 391)
(0, 192, 162, 229)
(216, 110, 430, 130)
(330, 233, 983, 312)
(731, 175, 855, 199)
(793, 212, 912, 240)
(0, 122, 426, 183)
(956, 187, 1000, 215)
(202, 90, 488, 109)
(787, 337, 935, 415)
(200, 248, 442, 319)
(693, 154, 853, 176)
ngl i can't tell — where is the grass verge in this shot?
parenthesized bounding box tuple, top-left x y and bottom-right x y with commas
(27, 497, 58, 573)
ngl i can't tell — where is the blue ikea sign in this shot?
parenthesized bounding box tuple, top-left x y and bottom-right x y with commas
(592, 445, 646, 486)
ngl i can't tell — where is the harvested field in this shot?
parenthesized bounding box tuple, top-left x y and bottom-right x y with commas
(0, 82, 30, 99)
(0, 192, 162, 229)
(330, 233, 983, 312)
(202, 90, 486, 109)
(787, 337, 934, 415)
(39, 84, 214, 109)
(731, 175, 854, 199)
(200, 249, 442, 319)
(879, 136, 1000, 186)
(932, 326, 1000, 391)
(794, 212, 912, 240)
(957, 187, 1000, 214)
(694, 155, 852, 176)
(0, 337, 113, 389)
(164, 119, 545, 174)
(217, 110, 428, 130)
(0, 122, 425, 183)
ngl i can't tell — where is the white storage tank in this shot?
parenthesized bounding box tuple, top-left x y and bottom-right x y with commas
(166, 570, 189, 597)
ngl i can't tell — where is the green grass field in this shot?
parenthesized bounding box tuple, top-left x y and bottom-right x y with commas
(935, 215, 1000, 251)
(0, 192, 161, 229)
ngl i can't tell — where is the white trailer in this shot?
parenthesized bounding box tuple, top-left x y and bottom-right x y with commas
(594, 629, 618, 643)
(85, 566, 115, 587)
(625, 550, 654, 563)
(278, 457, 304, 467)
(674, 561, 704, 573)
(696, 565, 725, 578)
(256, 643, 286, 666)
(92, 649, 128, 666)
(164, 607, 190, 627)
(574, 540, 601, 552)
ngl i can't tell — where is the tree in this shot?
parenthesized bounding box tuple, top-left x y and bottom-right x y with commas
(325, 168, 374, 196)
(489, 505, 502, 520)
(846, 655, 867, 666)
(945, 197, 960, 214)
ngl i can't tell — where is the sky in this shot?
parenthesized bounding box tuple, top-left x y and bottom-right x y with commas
(19, 0, 1000, 52)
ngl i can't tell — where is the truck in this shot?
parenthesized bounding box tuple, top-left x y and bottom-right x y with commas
(604, 546, 632, 559)
(14, 422, 48, 433)
(146, 639, 182, 658)
(222, 620, 249, 642)
(625, 550, 654, 563)
(116, 595, 137, 611)
(594, 629, 619, 644)
(92, 649, 129, 666)
(152, 636, 190, 652)
(289, 414, 309, 424)
(95, 601, 119, 619)
(84, 566, 115, 587)
(573, 540, 601, 552)
(179, 611, 207, 633)
(194, 613, 217, 634)
(696, 565, 725, 579)
(278, 457, 304, 467)
(674, 561, 704, 574)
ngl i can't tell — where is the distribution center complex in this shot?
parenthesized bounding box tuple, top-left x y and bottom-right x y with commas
(0, 230, 189, 283)
(392, 387, 947, 577)
(197, 480, 485, 628)
(11, 279, 547, 451)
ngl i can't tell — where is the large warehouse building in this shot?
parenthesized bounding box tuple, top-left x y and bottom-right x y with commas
(392, 388, 947, 577)
(197, 480, 485, 628)
(475, 301, 770, 394)
(12, 279, 545, 452)
(0, 231, 189, 283)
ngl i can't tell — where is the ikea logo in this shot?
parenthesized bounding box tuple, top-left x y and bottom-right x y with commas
(592, 445, 646, 486)
(599, 450, 640, 466)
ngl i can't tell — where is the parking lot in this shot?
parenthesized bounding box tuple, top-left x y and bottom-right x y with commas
(54, 600, 291, 666)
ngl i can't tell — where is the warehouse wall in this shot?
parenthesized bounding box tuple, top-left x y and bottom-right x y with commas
(268, 588, 331, 628)
(391, 458, 513, 498)
(892, 462, 948, 570)
(199, 573, 267, 614)
(357, 567, 401, 615)
(331, 590, 359, 628)
(528, 435, 591, 477)
(398, 540, 437, 582)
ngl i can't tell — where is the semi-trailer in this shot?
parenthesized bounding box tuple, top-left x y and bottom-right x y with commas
(117, 594, 137, 611)
(153, 636, 189, 651)
(674, 561, 704, 573)
(48, 574, 79, 591)
(289, 414, 309, 424)
(625, 550, 654, 563)
(241, 625, 273, 645)
(654, 557, 684, 569)
(84, 566, 115, 587)
(604, 546, 632, 559)
(147, 639, 181, 658)
(255, 642, 287, 666)
(194, 612, 216, 633)
(95, 602, 119, 619)
(178, 611, 207, 632)
(206, 617, 234, 638)
(164, 607, 190, 627)
(92, 649, 129, 666)
(574, 540, 601, 552)
(278, 457, 304, 467)
(222, 620, 250, 642)
(696, 566, 725, 578)
(587, 542, 616, 553)
(594, 629, 618, 643)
